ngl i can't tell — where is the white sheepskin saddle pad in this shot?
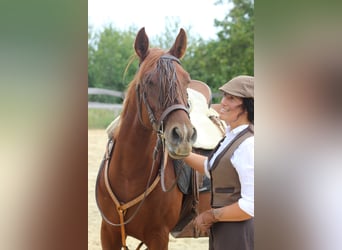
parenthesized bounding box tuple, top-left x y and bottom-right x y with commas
(187, 88, 225, 149)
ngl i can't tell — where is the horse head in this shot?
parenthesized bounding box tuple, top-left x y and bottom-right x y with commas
(134, 27, 197, 159)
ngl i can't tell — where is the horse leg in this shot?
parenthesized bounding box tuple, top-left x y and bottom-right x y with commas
(100, 220, 123, 250)
(144, 229, 170, 250)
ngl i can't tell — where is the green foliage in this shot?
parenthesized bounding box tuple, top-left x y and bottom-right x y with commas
(88, 25, 139, 92)
(88, 94, 123, 104)
(214, 0, 254, 85)
(182, 0, 254, 93)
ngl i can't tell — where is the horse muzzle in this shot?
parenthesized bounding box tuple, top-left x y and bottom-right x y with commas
(165, 124, 197, 159)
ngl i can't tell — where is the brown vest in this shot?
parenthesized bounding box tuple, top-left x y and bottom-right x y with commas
(208, 125, 254, 208)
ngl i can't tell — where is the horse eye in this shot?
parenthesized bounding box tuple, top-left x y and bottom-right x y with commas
(148, 79, 157, 86)
(187, 100, 192, 111)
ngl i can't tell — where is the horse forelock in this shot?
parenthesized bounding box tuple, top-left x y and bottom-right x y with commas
(155, 57, 181, 108)
(141, 50, 188, 109)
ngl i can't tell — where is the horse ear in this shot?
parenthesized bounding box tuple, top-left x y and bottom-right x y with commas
(134, 27, 149, 62)
(168, 28, 187, 59)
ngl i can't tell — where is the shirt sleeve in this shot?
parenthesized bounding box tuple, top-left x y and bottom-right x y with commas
(231, 136, 254, 217)
(203, 158, 211, 178)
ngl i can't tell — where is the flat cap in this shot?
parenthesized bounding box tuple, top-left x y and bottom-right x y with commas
(219, 75, 254, 98)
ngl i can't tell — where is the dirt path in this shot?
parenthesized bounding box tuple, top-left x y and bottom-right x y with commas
(88, 129, 208, 249)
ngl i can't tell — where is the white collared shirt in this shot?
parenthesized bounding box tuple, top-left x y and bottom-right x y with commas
(204, 124, 254, 216)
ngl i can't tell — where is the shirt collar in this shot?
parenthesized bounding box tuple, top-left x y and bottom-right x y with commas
(225, 124, 249, 135)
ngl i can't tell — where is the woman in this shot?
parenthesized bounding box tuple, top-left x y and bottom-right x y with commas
(184, 75, 254, 250)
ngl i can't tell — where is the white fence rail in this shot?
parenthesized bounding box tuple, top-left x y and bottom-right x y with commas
(88, 88, 125, 98)
(88, 87, 220, 111)
(88, 88, 124, 111)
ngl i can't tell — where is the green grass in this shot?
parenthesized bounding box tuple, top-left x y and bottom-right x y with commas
(88, 109, 120, 129)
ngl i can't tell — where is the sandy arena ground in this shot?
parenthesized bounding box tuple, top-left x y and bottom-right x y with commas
(88, 129, 209, 249)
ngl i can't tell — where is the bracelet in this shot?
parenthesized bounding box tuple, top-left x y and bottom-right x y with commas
(212, 208, 220, 221)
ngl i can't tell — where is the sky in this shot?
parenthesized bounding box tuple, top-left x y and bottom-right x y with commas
(88, 0, 232, 40)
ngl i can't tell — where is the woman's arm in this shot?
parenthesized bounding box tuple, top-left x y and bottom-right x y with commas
(213, 202, 253, 222)
(183, 152, 207, 175)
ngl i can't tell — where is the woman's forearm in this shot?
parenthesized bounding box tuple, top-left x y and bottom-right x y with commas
(183, 152, 207, 174)
(213, 202, 252, 222)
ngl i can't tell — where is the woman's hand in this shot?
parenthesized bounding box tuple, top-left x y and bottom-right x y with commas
(193, 209, 218, 233)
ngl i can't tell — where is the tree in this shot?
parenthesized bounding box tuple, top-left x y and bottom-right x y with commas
(214, 0, 254, 84)
(88, 25, 97, 88)
(182, 0, 254, 96)
(88, 25, 139, 91)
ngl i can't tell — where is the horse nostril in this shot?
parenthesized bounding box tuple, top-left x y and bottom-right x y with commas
(172, 127, 182, 142)
(170, 126, 196, 144)
(191, 127, 197, 143)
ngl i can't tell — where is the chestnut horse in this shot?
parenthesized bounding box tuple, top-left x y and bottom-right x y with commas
(95, 28, 197, 249)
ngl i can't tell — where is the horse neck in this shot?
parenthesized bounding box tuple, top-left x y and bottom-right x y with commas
(112, 95, 159, 177)
(108, 109, 161, 201)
